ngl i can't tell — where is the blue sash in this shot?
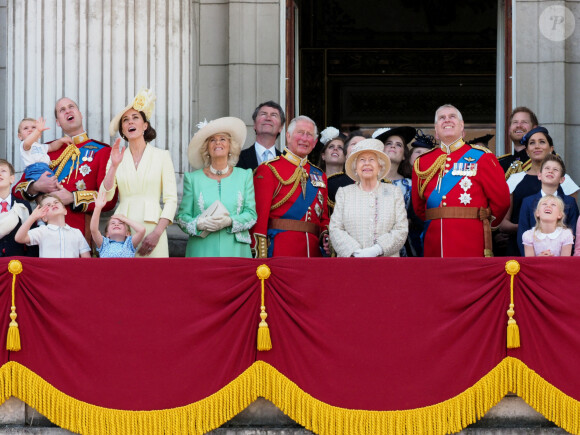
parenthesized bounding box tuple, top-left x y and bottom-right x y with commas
(54, 141, 107, 183)
(267, 166, 322, 257)
(422, 148, 485, 237)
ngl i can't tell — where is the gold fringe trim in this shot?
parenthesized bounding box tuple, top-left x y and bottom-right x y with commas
(0, 362, 257, 435)
(0, 358, 578, 434)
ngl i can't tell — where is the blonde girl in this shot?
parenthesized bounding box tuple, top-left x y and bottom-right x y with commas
(522, 194, 573, 256)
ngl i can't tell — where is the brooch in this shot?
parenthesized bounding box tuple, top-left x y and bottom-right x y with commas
(79, 164, 92, 177)
(76, 180, 87, 191)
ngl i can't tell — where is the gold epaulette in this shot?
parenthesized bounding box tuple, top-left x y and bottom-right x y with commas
(309, 162, 324, 172)
(327, 171, 344, 180)
(72, 190, 97, 213)
(505, 160, 524, 180)
(263, 156, 280, 165)
(498, 153, 512, 160)
(414, 147, 439, 162)
(470, 144, 492, 153)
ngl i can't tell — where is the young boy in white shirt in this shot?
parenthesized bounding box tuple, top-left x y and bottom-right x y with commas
(18, 117, 72, 181)
(15, 194, 91, 258)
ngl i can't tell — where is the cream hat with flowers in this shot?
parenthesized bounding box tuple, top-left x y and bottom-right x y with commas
(109, 88, 156, 137)
(188, 117, 247, 169)
(345, 138, 391, 182)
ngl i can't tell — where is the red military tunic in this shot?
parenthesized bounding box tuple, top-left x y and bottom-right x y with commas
(251, 149, 330, 257)
(412, 140, 510, 257)
(14, 133, 116, 238)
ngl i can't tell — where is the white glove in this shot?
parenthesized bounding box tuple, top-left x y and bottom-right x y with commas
(197, 217, 221, 232)
(213, 215, 232, 230)
(352, 244, 383, 258)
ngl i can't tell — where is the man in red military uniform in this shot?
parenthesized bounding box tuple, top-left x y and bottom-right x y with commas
(251, 115, 330, 257)
(14, 97, 116, 241)
(412, 104, 510, 257)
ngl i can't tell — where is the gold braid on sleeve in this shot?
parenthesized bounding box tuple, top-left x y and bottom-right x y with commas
(413, 155, 448, 200)
(267, 164, 308, 210)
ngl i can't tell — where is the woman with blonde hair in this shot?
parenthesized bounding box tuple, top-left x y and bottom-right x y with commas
(175, 117, 257, 257)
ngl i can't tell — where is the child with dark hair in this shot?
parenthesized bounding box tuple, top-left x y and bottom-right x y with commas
(0, 159, 36, 257)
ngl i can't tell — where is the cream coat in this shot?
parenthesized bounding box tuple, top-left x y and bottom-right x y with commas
(102, 144, 177, 257)
(330, 182, 408, 257)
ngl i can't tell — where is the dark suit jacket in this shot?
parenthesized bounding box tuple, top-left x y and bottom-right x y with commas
(237, 143, 281, 171)
(0, 197, 37, 257)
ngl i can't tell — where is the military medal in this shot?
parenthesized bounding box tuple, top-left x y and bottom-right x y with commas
(458, 176, 472, 205)
(79, 164, 92, 177)
(459, 177, 472, 191)
(76, 180, 86, 191)
(314, 203, 322, 219)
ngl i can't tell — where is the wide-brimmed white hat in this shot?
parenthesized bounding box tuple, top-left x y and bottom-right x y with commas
(187, 117, 247, 169)
(345, 138, 391, 182)
(109, 88, 156, 137)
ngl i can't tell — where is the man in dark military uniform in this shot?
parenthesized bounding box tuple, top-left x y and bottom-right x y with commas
(498, 107, 538, 179)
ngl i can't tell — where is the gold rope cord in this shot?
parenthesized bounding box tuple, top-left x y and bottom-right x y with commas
(414, 155, 447, 200)
(50, 144, 81, 179)
(267, 163, 307, 210)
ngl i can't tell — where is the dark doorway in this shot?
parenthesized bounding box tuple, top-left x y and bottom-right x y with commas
(296, 1, 498, 131)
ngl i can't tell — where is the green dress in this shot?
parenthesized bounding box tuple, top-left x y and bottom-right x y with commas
(176, 168, 257, 257)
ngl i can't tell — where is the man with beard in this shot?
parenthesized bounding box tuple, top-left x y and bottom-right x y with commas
(498, 107, 538, 179)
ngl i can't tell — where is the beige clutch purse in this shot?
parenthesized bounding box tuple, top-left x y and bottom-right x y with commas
(198, 200, 229, 238)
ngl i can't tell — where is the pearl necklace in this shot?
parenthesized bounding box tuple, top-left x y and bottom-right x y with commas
(209, 165, 229, 176)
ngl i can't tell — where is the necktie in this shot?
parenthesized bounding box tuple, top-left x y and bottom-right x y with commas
(1, 202, 8, 213)
(262, 150, 271, 163)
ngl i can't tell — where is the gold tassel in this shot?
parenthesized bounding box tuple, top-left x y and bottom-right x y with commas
(256, 264, 272, 351)
(505, 260, 521, 349)
(6, 260, 23, 351)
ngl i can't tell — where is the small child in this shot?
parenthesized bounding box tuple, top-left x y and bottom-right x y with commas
(18, 117, 72, 181)
(0, 159, 35, 257)
(90, 190, 146, 258)
(15, 194, 91, 258)
(522, 194, 573, 257)
(517, 154, 579, 255)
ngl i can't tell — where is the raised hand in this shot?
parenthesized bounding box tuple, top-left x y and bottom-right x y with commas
(92, 190, 108, 210)
(110, 138, 126, 168)
(30, 204, 48, 221)
(35, 117, 50, 133)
